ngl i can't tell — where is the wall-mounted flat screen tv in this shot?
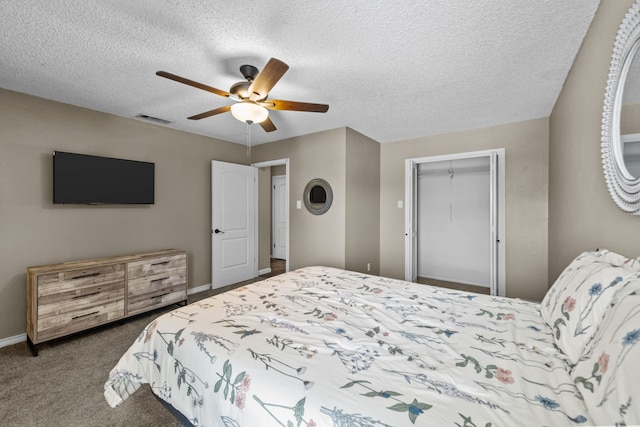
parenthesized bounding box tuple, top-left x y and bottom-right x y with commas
(53, 151, 155, 204)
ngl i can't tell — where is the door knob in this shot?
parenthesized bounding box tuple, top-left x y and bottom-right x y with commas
(214, 228, 224, 234)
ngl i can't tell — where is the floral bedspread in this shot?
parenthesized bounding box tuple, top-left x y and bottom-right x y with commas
(104, 266, 591, 426)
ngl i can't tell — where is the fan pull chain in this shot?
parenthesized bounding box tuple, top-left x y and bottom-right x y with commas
(246, 121, 252, 157)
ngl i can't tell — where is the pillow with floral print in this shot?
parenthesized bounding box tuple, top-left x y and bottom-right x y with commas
(540, 249, 640, 365)
(571, 282, 640, 426)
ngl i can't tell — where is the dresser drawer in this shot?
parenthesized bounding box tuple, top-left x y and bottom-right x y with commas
(128, 270, 187, 295)
(37, 297, 124, 342)
(38, 280, 125, 317)
(127, 283, 187, 316)
(37, 264, 125, 297)
(128, 254, 186, 280)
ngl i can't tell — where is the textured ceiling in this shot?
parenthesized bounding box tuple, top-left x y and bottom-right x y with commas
(0, 0, 600, 145)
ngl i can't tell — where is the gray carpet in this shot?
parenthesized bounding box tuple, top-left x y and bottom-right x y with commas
(0, 282, 250, 427)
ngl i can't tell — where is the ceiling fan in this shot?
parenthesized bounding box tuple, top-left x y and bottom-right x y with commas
(156, 58, 329, 132)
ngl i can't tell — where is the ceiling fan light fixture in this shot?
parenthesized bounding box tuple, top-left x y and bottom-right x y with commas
(231, 102, 269, 124)
(157, 58, 328, 134)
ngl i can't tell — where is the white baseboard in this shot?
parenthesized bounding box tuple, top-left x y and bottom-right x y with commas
(259, 268, 271, 276)
(0, 333, 26, 349)
(188, 283, 212, 295)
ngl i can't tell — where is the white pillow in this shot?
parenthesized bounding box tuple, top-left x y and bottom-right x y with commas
(571, 280, 640, 426)
(540, 249, 640, 365)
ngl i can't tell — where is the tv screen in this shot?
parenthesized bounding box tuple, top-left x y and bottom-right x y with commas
(53, 151, 155, 204)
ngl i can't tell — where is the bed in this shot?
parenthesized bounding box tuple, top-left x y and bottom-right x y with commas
(104, 250, 640, 426)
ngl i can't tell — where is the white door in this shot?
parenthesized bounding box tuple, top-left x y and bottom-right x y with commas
(212, 161, 257, 288)
(272, 175, 287, 259)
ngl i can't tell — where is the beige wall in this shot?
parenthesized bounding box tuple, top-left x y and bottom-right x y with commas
(380, 118, 549, 300)
(272, 164, 286, 177)
(345, 128, 381, 274)
(549, 0, 639, 282)
(252, 128, 347, 269)
(0, 88, 246, 340)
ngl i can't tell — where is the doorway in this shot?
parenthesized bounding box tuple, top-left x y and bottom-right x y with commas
(272, 174, 287, 260)
(252, 158, 290, 275)
(404, 149, 505, 296)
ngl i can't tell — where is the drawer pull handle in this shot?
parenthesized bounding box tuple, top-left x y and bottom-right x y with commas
(151, 277, 169, 284)
(72, 291, 99, 299)
(72, 311, 99, 320)
(71, 272, 101, 280)
(151, 261, 170, 266)
(151, 292, 170, 299)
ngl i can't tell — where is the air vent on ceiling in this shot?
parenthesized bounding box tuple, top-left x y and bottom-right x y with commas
(135, 114, 172, 125)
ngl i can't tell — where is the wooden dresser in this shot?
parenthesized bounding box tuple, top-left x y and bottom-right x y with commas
(26, 249, 188, 356)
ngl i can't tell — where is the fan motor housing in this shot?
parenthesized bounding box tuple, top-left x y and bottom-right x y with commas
(230, 81, 250, 99)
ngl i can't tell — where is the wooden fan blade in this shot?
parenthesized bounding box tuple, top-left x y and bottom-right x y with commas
(259, 116, 277, 132)
(262, 99, 329, 113)
(248, 58, 289, 101)
(156, 71, 231, 98)
(187, 105, 231, 120)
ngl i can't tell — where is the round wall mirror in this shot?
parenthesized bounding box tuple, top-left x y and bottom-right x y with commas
(602, 0, 640, 213)
(303, 178, 333, 215)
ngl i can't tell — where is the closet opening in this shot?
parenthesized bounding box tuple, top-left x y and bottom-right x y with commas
(404, 149, 505, 296)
